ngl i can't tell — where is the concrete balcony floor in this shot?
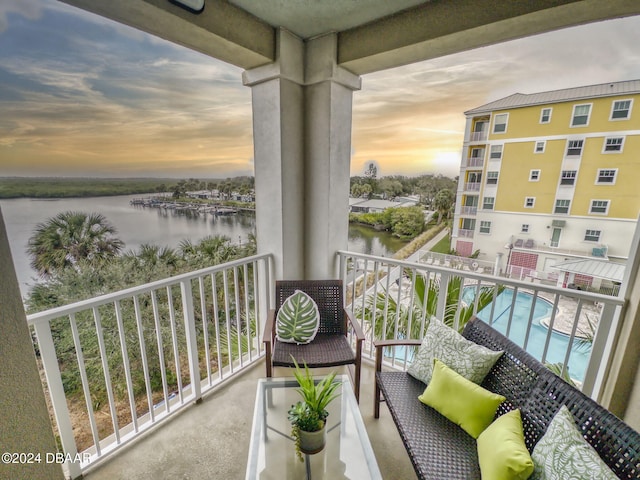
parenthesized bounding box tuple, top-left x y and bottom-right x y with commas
(84, 360, 416, 480)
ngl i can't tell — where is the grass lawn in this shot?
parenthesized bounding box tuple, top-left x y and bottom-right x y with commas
(430, 234, 451, 254)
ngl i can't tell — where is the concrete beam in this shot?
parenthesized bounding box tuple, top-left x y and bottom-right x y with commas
(338, 0, 640, 75)
(60, 0, 275, 69)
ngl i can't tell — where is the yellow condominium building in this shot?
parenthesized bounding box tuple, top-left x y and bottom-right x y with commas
(452, 79, 640, 293)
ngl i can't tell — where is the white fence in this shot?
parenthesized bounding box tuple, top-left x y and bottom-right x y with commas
(27, 254, 272, 479)
(338, 251, 623, 402)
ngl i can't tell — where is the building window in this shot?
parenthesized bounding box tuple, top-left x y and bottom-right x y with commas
(521, 224, 530, 233)
(610, 99, 632, 120)
(584, 229, 601, 242)
(490, 145, 503, 159)
(470, 147, 485, 158)
(590, 200, 610, 214)
(554, 199, 571, 214)
(596, 169, 617, 184)
(479, 221, 491, 234)
(560, 170, 577, 185)
(461, 218, 476, 230)
(493, 113, 508, 133)
(603, 137, 624, 152)
(566, 139, 584, 156)
(524, 197, 535, 208)
(571, 104, 591, 126)
(482, 197, 495, 210)
(540, 108, 552, 124)
(486, 171, 499, 185)
(534, 141, 546, 153)
(529, 170, 540, 181)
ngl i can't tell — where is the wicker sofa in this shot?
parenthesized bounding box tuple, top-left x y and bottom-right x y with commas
(374, 317, 640, 480)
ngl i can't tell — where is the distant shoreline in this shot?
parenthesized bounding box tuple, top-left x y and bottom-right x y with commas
(0, 177, 175, 199)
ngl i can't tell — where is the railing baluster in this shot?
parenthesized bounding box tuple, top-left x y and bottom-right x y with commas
(436, 271, 449, 321)
(244, 263, 252, 361)
(198, 277, 212, 386)
(252, 259, 261, 356)
(180, 279, 201, 402)
(133, 296, 154, 422)
(523, 290, 538, 350)
(114, 300, 138, 432)
(561, 299, 584, 379)
(234, 266, 243, 368)
(505, 285, 518, 338)
(211, 273, 223, 381)
(583, 302, 619, 399)
(393, 266, 403, 345)
(92, 307, 120, 444)
(151, 291, 170, 413)
(166, 286, 184, 404)
(370, 259, 380, 355)
(69, 312, 102, 454)
(541, 294, 561, 364)
(223, 268, 233, 374)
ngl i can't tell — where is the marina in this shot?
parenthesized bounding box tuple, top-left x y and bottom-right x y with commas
(130, 197, 244, 215)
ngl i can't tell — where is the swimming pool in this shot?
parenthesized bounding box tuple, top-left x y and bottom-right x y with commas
(465, 288, 589, 383)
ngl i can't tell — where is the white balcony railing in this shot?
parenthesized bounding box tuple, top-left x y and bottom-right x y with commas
(466, 157, 484, 167)
(460, 206, 478, 215)
(464, 182, 481, 191)
(27, 254, 272, 479)
(338, 251, 623, 403)
(458, 228, 475, 238)
(469, 131, 488, 142)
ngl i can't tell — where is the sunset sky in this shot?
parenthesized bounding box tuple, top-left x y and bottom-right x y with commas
(2, 1, 640, 179)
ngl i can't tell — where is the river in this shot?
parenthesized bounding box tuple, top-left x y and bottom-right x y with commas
(0, 195, 406, 295)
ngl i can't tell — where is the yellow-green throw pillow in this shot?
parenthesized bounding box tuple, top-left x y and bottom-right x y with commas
(477, 409, 534, 480)
(418, 359, 505, 438)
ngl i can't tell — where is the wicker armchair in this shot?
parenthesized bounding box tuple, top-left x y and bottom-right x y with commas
(263, 280, 365, 401)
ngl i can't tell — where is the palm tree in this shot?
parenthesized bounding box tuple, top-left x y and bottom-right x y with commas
(433, 189, 454, 224)
(357, 272, 503, 341)
(27, 211, 124, 278)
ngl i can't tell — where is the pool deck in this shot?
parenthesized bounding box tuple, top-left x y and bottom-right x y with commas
(537, 291, 600, 339)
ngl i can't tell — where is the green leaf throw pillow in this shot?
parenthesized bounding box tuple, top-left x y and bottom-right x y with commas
(477, 409, 534, 480)
(276, 290, 320, 345)
(408, 318, 503, 385)
(418, 359, 505, 438)
(530, 405, 617, 480)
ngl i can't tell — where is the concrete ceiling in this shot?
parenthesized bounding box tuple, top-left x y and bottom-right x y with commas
(60, 0, 640, 75)
(227, 0, 428, 39)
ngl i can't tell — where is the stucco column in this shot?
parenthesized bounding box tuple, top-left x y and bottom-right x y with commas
(243, 30, 360, 280)
(304, 34, 361, 279)
(243, 29, 305, 280)
(0, 208, 64, 480)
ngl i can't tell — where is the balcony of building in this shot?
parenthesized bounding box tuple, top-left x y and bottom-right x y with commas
(469, 131, 488, 142)
(509, 237, 609, 260)
(460, 205, 478, 216)
(465, 156, 485, 168)
(463, 182, 482, 192)
(19, 250, 630, 478)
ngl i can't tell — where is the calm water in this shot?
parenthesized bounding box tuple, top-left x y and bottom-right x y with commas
(0, 195, 405, 295)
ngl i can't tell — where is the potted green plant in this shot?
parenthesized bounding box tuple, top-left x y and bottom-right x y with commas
(287, 358, 340, 460)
